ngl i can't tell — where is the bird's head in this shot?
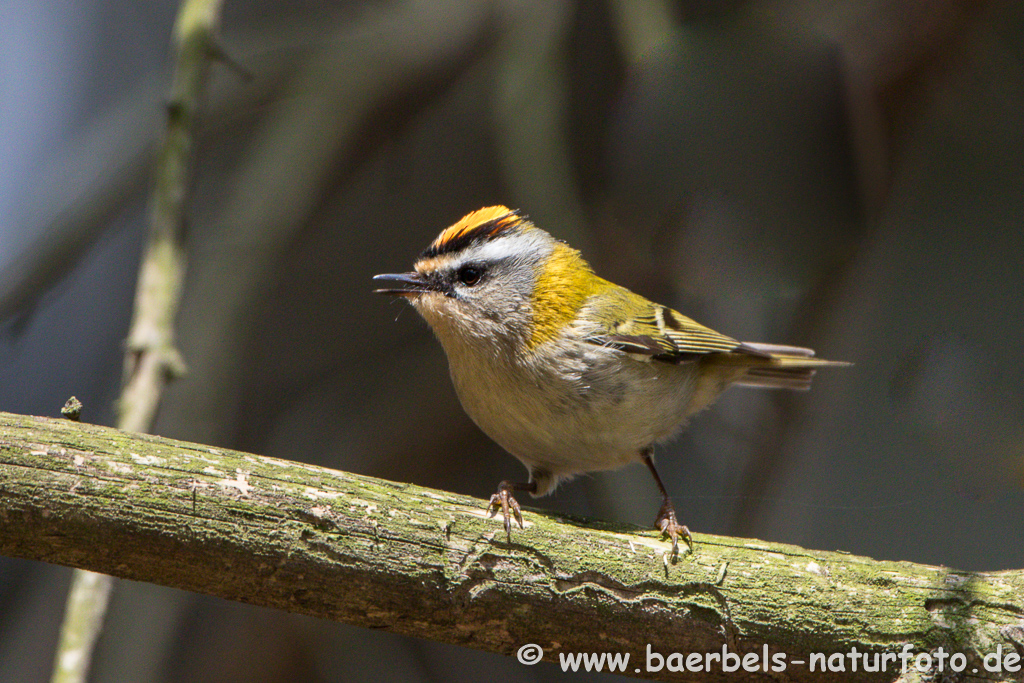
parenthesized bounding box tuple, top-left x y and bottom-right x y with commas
(374, 206, 603, 354)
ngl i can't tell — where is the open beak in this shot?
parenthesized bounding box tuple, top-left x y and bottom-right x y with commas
(373, 272, 431, 296)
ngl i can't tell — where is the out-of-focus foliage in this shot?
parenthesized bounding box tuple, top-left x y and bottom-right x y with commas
(1, 1, 1022, 681)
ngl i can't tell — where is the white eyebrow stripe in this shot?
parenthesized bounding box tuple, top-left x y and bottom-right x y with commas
(470, 230, 552, 263)
(415, 228, 554, 274)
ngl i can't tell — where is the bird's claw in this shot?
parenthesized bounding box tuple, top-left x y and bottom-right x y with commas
(655, 500, 692, 558)
(488, 480, 524, 542)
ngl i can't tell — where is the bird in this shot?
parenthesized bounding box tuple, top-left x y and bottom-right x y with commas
(374, 206, 846, 555)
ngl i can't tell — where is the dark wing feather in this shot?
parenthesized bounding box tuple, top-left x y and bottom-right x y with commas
(584, 296, 744, 363)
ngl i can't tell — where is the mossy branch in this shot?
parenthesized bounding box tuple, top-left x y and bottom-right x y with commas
(3, 411, 1024, 682)
(54, 3, 225, 682)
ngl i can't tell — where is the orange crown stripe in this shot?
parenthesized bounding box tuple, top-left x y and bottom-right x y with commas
(421, 206, 526, 259)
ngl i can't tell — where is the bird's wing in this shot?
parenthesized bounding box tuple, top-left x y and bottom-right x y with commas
(582, 287, 752, 363)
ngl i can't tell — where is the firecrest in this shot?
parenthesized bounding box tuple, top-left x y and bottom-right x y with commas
(374, 206, 846, 555)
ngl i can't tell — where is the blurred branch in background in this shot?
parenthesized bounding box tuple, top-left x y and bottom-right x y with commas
(492, 1, 588, 249)
(725, 0, 999, 538)
(762, 0, 997, 215)
(51, 2, 225, 683)
(0, 10, 312, 325)
(5, 411, 1024, 683)
(158, 0, 494, 446)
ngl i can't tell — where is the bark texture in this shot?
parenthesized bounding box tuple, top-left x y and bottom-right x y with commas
(2, 411, 1023, 682)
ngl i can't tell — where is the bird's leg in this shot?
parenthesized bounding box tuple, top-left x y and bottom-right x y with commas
(642, 448, 692, 557)
(488, 480, 536, 542)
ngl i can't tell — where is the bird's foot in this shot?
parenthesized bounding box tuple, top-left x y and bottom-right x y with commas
(488, 480, 525, 542)
(654, 499, 692, 558)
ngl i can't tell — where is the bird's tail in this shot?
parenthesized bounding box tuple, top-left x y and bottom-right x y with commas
(715, 342, 850, 391)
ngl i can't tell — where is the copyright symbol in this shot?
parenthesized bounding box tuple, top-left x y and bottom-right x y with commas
(517, 643, 543, 665)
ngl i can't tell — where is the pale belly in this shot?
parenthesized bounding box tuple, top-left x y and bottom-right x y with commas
(447, 339, 700, 494)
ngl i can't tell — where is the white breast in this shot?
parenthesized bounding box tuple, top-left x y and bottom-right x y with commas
(445, 334, 700, 495)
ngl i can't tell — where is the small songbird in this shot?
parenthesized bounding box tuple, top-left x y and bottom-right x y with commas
(374, 206, 846, 555)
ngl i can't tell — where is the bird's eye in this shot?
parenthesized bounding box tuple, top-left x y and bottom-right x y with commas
(457, 264, 483, 286)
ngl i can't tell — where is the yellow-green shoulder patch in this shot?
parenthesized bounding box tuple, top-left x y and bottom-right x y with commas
(528, 243, 602, 349)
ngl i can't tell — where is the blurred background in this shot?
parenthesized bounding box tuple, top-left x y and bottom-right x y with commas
(1, 0, 1023, 680)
